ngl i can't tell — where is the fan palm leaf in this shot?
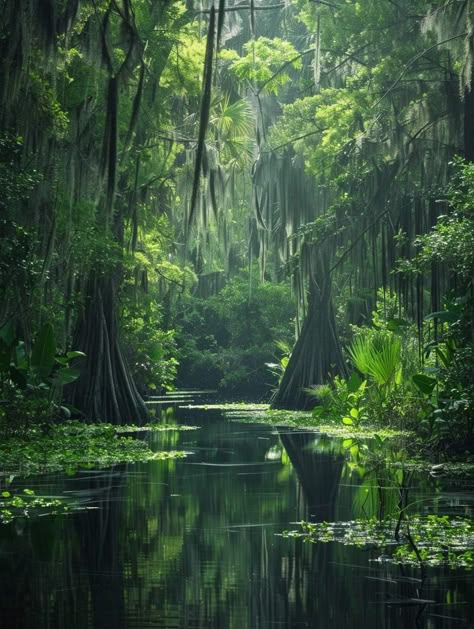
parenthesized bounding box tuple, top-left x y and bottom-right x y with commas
(348, 332, 401, 389)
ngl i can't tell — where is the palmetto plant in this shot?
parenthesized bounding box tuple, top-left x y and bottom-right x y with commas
(210, 94, 255, 164)
(348, 331, 402, 390)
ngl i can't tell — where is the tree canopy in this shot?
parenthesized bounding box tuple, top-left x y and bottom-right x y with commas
(0, 0, 473, 442)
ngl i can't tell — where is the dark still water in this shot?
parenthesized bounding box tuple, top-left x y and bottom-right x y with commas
(0, 408, 472, 628)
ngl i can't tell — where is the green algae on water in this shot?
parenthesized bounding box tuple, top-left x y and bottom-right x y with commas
(0, 421, 190, 478)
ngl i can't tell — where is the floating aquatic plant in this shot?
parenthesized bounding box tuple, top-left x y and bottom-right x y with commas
(0, 421, 189, 478)
(185, 403, 406, 439)
(0, 488, 92, 524)
(282, 515, 474, 569)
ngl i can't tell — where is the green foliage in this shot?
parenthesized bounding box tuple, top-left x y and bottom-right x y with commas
(0, 0, 472, 459)
(265, 340, 292, 389)
(187, 402, 404, 440)
(309, 372, 368, 428)
(176, 270, 296, 395)
(348, 331, 402, 389)
(120, 224, 191, 394)
(160, 25, 206, 96)
(30, 323, 56, 380)
(0, 137, 43, 317)
(121, 300, 178, 395)
(0, 488, 75, 524)
(0, 421, 188, 478)
(220, 38, 301, 94)
(311, 293, 424, 434)
(0, 323, 84, 434)
(412, 373, 437, 396)
(28, 72, 69, 138)
(0, 135, 39, 212)
(283, 516, 474, 569)
(270, 88, 371, 180)
(408, 159, 474, 283)
(412, 302, 474, 448)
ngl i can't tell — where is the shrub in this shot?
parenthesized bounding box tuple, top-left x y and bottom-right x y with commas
(176, 270, 296, 396)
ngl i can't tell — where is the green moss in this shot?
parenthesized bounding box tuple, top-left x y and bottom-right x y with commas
(0, 421, 190, 478)
(283, 515, 474, 569)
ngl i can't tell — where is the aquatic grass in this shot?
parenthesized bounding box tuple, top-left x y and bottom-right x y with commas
(282, 515, 474, 569)
(0, 421, 189, 478)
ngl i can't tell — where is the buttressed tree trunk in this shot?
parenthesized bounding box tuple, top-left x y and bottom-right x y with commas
(67, 273, 148, 424)
(272, 245, 346, 410)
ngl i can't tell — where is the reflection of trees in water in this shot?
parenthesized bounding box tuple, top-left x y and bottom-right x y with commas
(0, 424, 472, 629)
(279, 430, 344, 522)
(76, 471, 126, 628)
(279, 432, 474, 629)
(0, 468, 127, 629)
(278, 430, 347, 627)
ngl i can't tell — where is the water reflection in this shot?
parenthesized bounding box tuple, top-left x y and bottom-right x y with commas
(0, 410, 472, 628)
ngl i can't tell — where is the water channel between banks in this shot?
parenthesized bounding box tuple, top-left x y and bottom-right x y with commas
(0, 406, 473, 628)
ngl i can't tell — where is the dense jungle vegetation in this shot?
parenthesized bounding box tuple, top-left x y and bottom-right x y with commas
(0, 0, 473, 456)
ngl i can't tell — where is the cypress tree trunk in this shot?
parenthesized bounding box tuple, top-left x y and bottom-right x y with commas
(464, 71, 474, 163)
(272, 247, 346, 410)
(67, 273, 148, 424)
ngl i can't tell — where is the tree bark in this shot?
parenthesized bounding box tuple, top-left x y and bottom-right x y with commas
(464, 72, 474, 162)
(67, 273, 148, 424)
(272, 246, 347, 410)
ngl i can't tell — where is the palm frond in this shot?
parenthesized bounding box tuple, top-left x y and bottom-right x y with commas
(348, 332, 401, 388)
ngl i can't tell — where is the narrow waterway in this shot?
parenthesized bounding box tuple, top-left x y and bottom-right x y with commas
(0, 407, 472, 628)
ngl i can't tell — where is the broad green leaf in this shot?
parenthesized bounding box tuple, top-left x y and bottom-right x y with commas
(350, 445, 359, 458)
(342, 416, 353, 426)
(387, 318, 409, 331)
(373, 434, 384, 446)
(412, 373, 437, 396)
(435, 347, 450, 368)
(31, 323, 56, 379)
(66, 351, 86, 360)
(347, 371, 362, 393)
(53, 367, 81, 386)
(424, 310, 459, 323)
(395, 367, 402, 386)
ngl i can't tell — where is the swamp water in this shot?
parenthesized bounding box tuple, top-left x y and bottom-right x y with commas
(0, 406, 472, 628)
